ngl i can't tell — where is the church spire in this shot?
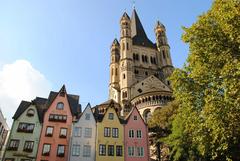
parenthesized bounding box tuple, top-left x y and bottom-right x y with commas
(130, 9, 155, 48)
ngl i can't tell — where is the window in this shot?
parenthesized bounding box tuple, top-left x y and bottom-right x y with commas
(84, 128, 92, 138)
(74, 127, 81, 137)
(142, 55, 145, 62)
(104, 127, 111, 137)
(136, 147, 144, 157)
(99, 144, 106, 156)
(85, 113, 90, 120)
(23, 141, 34, 152)
(145, 56, 148, 63)
(134, 116, 138, 120)
(26, 109, 35, 117)
(72, 144, 80, 156)
(8, 139, 19, 151)
(128, 146, 134, 156)
(57, 145, 65, 157)
(49, 114, 67, 122)
(60, 128, 67, 138)
(108, 113, 114, 120)
(137, 88, 142, 93)
(134, 69, 139, 74)
(83, 145, 91, 157)
(115, 68, 118, 76)
(163, 50, 166, 59)
(45, 126, 53, 137)
(122, 91, 127, 98)
(137, 130, 142, 138)
(56, 102, 64, 110)
(126, 43, 129, 50)
(116, 146, 123, 156)
(145, 71, 148, 76)
(42, 144, 51, 156)
(17, 123, 35, 133)
(108, 145, 114, 156)
(112, 128, 119, 138)
(123, 74, 125, 79)
(129, 130, 134, 138)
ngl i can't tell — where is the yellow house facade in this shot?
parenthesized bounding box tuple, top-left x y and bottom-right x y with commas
(95, 102, 124, 161)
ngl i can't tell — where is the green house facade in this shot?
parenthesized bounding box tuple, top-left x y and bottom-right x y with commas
(4, 97, 47, 161)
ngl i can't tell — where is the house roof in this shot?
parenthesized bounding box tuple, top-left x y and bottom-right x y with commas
(131, 9, 156, 49)
(12, 85, 81, 122)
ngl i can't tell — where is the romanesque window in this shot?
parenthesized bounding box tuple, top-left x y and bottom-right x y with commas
(115, 68, 118, 76)
(123, 74, 125, 79)
(126, 43, 129, 50)
(57, 145, 65, 157)
(162, 50, 166, 59)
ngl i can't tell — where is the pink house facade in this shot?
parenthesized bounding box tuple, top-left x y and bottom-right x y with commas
(36, 85, 80, 161)
(124, 106, 149, 161)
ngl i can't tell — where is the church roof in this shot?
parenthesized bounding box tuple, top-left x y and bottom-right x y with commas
(131, 9, 156, 49)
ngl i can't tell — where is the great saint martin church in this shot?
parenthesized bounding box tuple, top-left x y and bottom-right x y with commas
(108, 9, 174, 121)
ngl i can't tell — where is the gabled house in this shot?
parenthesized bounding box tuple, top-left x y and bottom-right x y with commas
(4, 97, 47, 161)
(69, 103, 96, 161)
(95, 101, 124, 161)
(124, 106, 149, 161)
(36, 85, 81, 161)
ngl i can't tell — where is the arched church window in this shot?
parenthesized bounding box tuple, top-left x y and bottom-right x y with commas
(115, 68, 118, 76)
(162, 50, 166, 59)
(123, 74, 125, 79)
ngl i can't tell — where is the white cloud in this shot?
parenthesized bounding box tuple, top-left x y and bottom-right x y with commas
(0, 60, 51, 126)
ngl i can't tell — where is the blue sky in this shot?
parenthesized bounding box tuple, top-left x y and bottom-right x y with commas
(0, 0, 212, 124)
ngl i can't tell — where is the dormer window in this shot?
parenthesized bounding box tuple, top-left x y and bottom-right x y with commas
(27, 109, 35, 117)
(108, 113, 114, 120)
(56, 102, 64, 110)
(85, 113, 90, 120)
(134, 116, 138, 120)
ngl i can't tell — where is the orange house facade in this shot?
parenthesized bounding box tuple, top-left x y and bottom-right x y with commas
(36, 86, 80, 161)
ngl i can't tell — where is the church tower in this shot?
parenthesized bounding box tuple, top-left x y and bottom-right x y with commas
(119, 12, 133, 106)
(155, 21, 174, 85)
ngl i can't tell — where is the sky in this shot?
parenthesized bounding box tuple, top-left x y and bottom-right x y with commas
(0, 0, 212, 125)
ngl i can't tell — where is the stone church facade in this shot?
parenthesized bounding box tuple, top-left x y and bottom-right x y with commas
(109, 9, 174, 121)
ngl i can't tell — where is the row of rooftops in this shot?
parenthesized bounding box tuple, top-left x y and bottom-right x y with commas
(13, 85, 143, 125)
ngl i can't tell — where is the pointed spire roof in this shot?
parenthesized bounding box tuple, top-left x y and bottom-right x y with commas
(131, 9, 156, 49)
(121, 12, 130, 21)
(59, 84, 66, 96)
(155, 20, 165, 29)
(112, 38, 120, 46)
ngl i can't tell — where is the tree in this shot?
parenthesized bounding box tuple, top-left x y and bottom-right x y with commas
(166, 0, 240, 160)
(148, 101, 179, 161)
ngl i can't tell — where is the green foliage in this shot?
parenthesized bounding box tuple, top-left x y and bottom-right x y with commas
(166, 0, 240, 160)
